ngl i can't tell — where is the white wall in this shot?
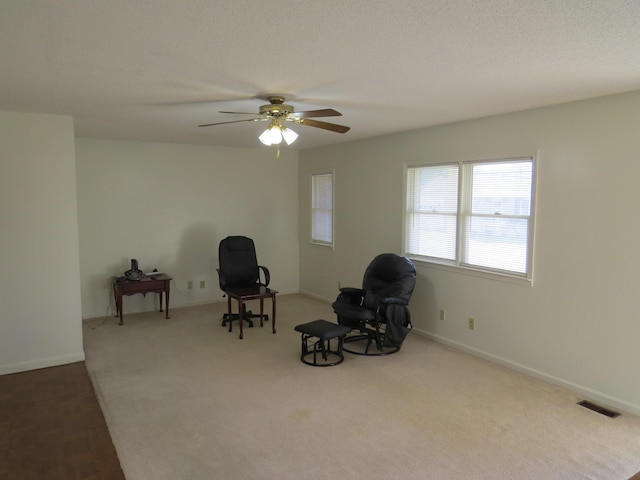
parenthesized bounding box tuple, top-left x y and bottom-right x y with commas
(299, 90, 640, 415)
(0, 111, 84, 374)
(75, 139, 299, 319)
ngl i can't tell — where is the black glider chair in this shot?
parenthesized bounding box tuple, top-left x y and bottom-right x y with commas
(217, 236, 271, 328)
(332, 253, 416, 355)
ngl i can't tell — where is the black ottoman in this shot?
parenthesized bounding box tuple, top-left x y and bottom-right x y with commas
(294, 320, 352, 366)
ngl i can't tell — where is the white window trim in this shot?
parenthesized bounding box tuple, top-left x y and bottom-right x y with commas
(403, 152, 537, 286)
(310, 169, 335, 248)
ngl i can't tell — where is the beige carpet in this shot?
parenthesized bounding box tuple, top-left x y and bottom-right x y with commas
(83, 294, 640, 480)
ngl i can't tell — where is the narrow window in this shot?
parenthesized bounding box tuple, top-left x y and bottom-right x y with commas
(311, 171, 334, 246)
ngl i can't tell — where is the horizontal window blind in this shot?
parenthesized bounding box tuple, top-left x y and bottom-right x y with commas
(405, 156, 535, 278)
(406, 164, 459, 260)
(312, 172, 333, 245)
(461, 160, 532, 274)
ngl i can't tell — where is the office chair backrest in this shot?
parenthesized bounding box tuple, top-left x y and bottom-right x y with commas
(361, 253, 416, 309)
(218, 236, 260, 286)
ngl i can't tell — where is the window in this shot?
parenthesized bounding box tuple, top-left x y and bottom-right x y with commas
(311, 171, 334, 246)
(405, 156, 535, 279)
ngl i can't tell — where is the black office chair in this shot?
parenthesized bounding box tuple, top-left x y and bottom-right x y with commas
(332, 253, 416, 355)
(217, 236, 270, 328)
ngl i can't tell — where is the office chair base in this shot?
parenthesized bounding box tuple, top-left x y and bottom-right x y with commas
(222, 312, 255, 328)
(342, 334, 401, 356)
(222, 310, 272, 329)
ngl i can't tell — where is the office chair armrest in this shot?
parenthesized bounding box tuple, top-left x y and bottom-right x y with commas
(258, 265, 270, 286)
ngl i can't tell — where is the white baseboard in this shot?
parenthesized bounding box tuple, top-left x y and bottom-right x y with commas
(82, 290, 303, 320)
(412, 328, 640, 417)
(298, 289, 334, 304)
(287, 292, 640, 417)
(0, 352, 86, 375)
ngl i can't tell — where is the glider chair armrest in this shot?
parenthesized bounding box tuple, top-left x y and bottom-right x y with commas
(336, 287, 366, 307)
(381, 297, 408, 306)
(258, 265, 270, 286)
(339, 287, 366, 297)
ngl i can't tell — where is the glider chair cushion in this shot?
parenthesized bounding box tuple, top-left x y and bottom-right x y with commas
(217, 236, 270, 328)
(332, 253, 416, 355)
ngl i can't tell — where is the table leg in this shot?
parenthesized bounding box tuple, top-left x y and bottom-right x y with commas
(259, 298, 264, 327)
(272, 294, 276, 334)
(158, 292, 164, 312)
(238, 298, 244, 340)
(116, 293, 123, 325)
(226, 295, 232, 331)
(164, 285, 170, 319)
(113, 285, 118, 318)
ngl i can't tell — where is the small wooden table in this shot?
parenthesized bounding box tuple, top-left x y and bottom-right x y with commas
(225, 285, 277, 339)
(112, 274, 171, 325)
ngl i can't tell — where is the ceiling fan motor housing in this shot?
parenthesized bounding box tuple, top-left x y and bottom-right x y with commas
(260, 103, 294, 118)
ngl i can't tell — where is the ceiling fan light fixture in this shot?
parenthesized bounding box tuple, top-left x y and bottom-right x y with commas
(267, 125, 283, 145)
(259, 123, 298, 146)
(258, 127, 274, 145)
(281, 127, 298, 145)
(259, 124, 283, 145)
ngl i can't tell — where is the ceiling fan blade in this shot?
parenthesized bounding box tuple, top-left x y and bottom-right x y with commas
(219, 110, 260, 115)
(299, 118, 350, 133)
(198, 118, 262, 127)
(295, 108, 342, 119)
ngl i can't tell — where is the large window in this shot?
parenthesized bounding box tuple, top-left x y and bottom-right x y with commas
(311, 171, 334, 246)
(405, 156, 535, 279)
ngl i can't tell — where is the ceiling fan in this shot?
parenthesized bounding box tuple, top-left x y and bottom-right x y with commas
(198, 95, 350, 152)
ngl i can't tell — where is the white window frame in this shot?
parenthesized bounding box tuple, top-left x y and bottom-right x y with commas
(404, 154, 536, 285)
(311, 169, 334, 247)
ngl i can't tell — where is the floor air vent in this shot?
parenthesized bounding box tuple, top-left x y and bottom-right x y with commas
(577, 400, 620, 418)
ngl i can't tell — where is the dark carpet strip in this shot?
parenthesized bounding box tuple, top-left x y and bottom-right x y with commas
(0, 362, 125, 480)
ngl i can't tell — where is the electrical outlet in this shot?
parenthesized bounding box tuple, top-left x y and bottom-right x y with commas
(439, 309, 446, 321)
(200, 280, 205, 289)
(468, 318, 475, 330)
(188, 281, 193, 289)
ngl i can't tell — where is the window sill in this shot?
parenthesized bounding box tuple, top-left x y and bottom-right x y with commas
(310, 241, 334, 249)
(408, 256, 533, 287)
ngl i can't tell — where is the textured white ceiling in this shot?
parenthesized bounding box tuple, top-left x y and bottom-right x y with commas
(1, 0, 639, 150)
